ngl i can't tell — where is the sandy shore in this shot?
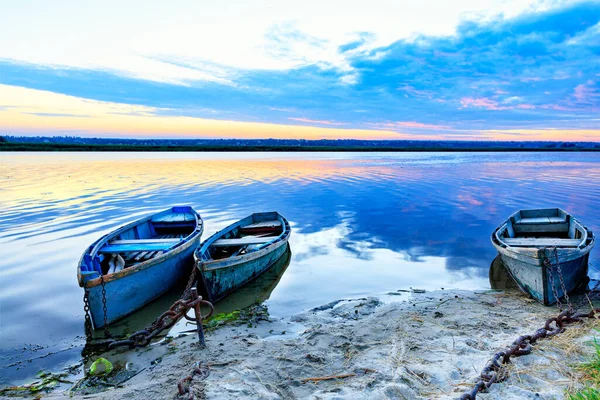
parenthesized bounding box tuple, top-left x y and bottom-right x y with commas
(41, 289, 599, 400)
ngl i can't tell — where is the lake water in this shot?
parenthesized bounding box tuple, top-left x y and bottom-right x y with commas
(1, 151, 599, 386)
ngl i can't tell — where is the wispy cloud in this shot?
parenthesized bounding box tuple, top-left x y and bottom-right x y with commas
(288, 117, 347, 126)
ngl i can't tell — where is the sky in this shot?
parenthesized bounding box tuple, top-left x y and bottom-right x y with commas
(0, 0, 599, 141)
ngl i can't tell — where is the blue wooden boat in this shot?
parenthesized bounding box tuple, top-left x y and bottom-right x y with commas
(78, 206, 203, 329)
(194, 212, 291, 302)
(491, 208, 595, 305)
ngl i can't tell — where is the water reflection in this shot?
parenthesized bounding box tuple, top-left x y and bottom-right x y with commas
(488, 256, 519, 291)
(0, 152, 599, 385)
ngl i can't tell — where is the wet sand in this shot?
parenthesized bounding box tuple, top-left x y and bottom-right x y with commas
(41, 289, 599, 400)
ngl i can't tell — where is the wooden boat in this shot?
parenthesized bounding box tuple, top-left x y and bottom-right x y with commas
(212, 247, 292, 314)
(491, 208, 595, 305)
(194, 212, 291, 302)
(78, 206, 203, 329)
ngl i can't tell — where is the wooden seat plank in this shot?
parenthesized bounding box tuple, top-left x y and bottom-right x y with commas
(99, 242, 178, 253)
(503, 238, 582, 247)
(516, 217, 566, 225)
(110, 239, 180, 244)
(212, 237, 274, 247)
(241, 220, 281, 229)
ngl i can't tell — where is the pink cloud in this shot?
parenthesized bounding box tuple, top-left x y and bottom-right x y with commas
(369, 121, 450, 130)
(288, 117, 347, 126)
(539, 104, 570, 111)
(461, 97, 538, 111)
(520, 77, 543, 82)
(573, 81, 597, 103)
(460, 97, 502, 110)
(398, 85, 434, 99)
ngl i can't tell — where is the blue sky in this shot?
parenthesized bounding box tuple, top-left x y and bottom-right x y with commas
(0, 0, 599, 140)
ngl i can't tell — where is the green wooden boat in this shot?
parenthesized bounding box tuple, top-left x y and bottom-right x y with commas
(194, 212, 291, 302)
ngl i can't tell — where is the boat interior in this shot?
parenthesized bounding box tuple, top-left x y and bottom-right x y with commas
(205, 216, 284, 261)
(95, 208, 197, 273)
(496, 208, 591, 248)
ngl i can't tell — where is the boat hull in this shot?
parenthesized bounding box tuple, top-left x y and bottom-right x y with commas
(87, 234, 201, 328)
(200, 240, 289, 302)
(495, 249, 590, 305)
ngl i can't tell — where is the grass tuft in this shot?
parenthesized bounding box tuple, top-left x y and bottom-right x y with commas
(569, 336, 600, 400)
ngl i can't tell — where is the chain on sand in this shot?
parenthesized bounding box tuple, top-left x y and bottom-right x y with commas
(458, 308, 600, 399)
(459, 254, 600, 399)
(177, 362, 210, 400)
(108, 294, 214, 349)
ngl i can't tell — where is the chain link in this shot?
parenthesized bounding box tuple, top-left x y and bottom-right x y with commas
(178, 362, 210, 400)
(182, 261, 199, 301)
(552, 247, 571, 311)
(99, 274, 110, 338)
(545, 257, 563, 311)
(83, 288, 93, 341)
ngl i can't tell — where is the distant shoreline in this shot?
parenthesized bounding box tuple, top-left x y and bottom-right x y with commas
(1, 142, 599, 152)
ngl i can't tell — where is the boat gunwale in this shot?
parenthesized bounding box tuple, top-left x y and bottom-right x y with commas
(490, 209, 595, 266)
(194, 212, 291, 272)
(77, 207, 203, 288)
(201, 237, 289, 272)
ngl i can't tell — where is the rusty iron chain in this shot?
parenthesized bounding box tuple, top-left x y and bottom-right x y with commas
(83, 288, 93, 341)
(545, 259, 563, 311)
(177, 362, 210, 400)
(182, 261, 199, 301)
(108, 294, 214, 349)
(552, 247, 571, 310)
(458, 308, 600, 399)
(99, 274, 110, 338)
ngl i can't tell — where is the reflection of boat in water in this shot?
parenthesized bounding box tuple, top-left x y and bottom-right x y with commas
(194, 212, 291, 302)
(211, 245, 292, 315)
(489, 256, 519, 291)
(78, 206, 203, 329)
(491, 208, 594, 305)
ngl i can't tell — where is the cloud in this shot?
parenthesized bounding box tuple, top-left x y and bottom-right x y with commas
(573, 81, 599, 104)
(0, 1, 599, 140)
(288, 117, 347, 126)
(369, 121, 451, 131)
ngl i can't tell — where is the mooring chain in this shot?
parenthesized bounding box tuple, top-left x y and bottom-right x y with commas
(552, 247, 572, 310)
(83, 289, 93, 341)
(177, 362, 210, 400)
(458, 308, 600, 399)
(108, 294, 213, 349)
(99, 274, 110, 338)
(182, 261, 200, 301)
(545, 260, 562, 311)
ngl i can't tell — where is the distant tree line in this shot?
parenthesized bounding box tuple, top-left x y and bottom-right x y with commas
(1, 135, 598, 151)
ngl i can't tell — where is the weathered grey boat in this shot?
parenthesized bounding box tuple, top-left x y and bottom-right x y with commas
(194, 212, 291, 302)
(491, 208, 595, 305)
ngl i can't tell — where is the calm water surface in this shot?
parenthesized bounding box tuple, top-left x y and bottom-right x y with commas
(1, 152, 599, 385)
